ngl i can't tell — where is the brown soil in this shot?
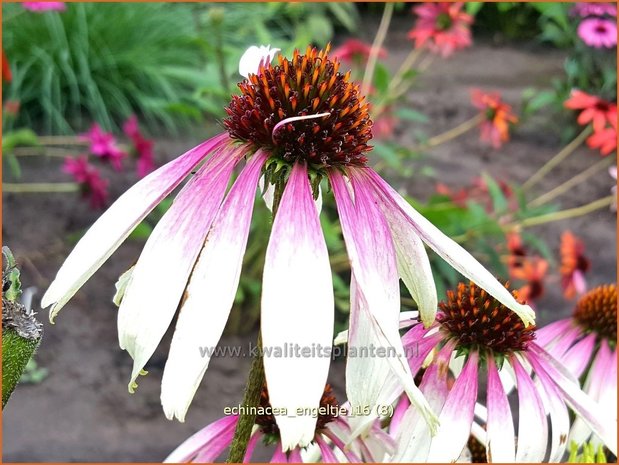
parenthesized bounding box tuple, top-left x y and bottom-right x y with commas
(3, 17, 616, 462)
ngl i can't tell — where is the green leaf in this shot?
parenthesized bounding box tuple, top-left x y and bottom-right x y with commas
(465, 2, 484, 16)
(373, 63, 390, 95)
(482, 173, 508, 213)
(395, 107, 429, 124)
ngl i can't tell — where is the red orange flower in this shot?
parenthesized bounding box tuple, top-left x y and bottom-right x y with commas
(506, 232, 527, 275)
(564, 90, 616, 132)
(510, 257, 548, 303)
(560, 231, 590, 299)
(586, 116, 617, 156)
(471, 89, 519, 148)
(331, 39, 386, 64)
(408, 2, 473, 57)
(2, 49, 11, 83)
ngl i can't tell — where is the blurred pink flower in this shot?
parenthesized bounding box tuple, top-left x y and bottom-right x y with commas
(331, 38, 387, 63)
(572, 2, 617, 18)
(79, 123, 126, 171)
(22, 2, 66, 12)
(408, 2, 473, 57)
(577, 18, 617, 48)
(373, 108, 397, 139)
(123, 115, 155, 178)
(63, 156, 109, 209)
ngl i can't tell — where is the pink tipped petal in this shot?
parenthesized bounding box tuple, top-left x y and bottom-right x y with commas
(271, 442, 289, 463)
(379, 203, 438, 326)
(164, 414, 238, 462)
(510, 356, 548, 462)
(389, 395, 411, 435)
(323, 428, 362, 463)
(330, 169, 438, 433)
(118, 146, 241, 393)
(316, 435, 339, 463)
(535, 319, 573, 348)
(42, 133, 230, 320)
(366, 169, 535, 327)
(486, 357, 515, 462)
(427, 351, 479, 462)
(243, 430, 261, 463)
(160, 151, 267, 421)
(529, 344, 618, 455)
(288, 448, 303, 463)
(561, 333, 597, 378)
(261, 162, 334, 451)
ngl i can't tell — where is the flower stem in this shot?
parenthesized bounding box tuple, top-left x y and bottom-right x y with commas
(361, 2, 394, 97)
(3, 182, 80, 193)
(528, 155, 616, 207)
(412, 113, 484, 151)
(35, 136, 84, 146)
(226, 331, 264, 463)
(522, 127, 592, 191)
(387, 47, 424, 94)
(511, 195, 613, 228)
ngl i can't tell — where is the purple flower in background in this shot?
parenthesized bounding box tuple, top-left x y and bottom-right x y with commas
(123, 115, 155, 178)
(572, 2, 617, 18)
(22, 2, 66, 12)
(577, 18, 617, 48)
(63, 156, 109, 209)
(79, 123, 126, 171)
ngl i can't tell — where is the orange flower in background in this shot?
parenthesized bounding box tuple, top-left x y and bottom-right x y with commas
(511, 257, 549, 303)
(471, 89, 519, 149)
(331, 38, 387, 64)
(564, 89, 616, 132)
(506, 232, 527, 275)
(560, 231, 590, 299)
(587, 115, 617, 156)
(408, 2, 473, 57)
(2, 49, 11, 83)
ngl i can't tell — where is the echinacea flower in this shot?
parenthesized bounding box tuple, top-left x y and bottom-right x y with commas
(361, 282, 616, 462)
(165, 384, 364, 463)
(537, 284, 617, 450)
(470, 89, 518, 149)
(332, 38, 387, 64)
(560, 231, 590, 299)
(123, 115, 155, 178)
(572, 2, 618, 18)
(577, 18, 617, 48)
(79, 123, 127, 171)
(435, 177, 514, 213)
(510, 256, 548, 304)
(587, 116, 617, 156)
(42, 45, 534, 450)
(506, 232, 527, 275)
(564, 90, 617, 133)
(63, 156, 109, 209)
(408, 2, 473, 57)
(22, 2, 65, 12)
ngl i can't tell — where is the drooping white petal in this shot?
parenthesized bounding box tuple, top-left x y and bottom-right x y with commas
(529, 343, 618, 455)
(427, 351, 479, 462)
(365, 169, 536, 327)
(160, 150, 268, 421)
(261, 162, 334, 451)
(118, 147, 242, 393)
(164, 414, 238, 462)
(239, 44, 279, 78)
(486, 357, 515, 462)
(42, 133, 230, 320)
(376, 193, 438, 326)
(510, 355, 548, 462)
(330, 169, 438, 434)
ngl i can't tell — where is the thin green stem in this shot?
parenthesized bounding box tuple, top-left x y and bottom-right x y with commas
(360, 2, 394, 98)
(528, 155, 616, 207)
(411, 114, 484, 151)
(522, 127, 592, 191)
(387, 47, 424, 94)
(3, 182, 80, 193)
(510, 196, 613, 229)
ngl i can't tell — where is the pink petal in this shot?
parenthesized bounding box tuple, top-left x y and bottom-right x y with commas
(560, 333, 596, 378)
(271, 442, 289, 463)
(42, 133, 230, 320)
(164, 414, 237, 462)
(261, 162, 334, 450)
(510, 356, 548, 462)
(316, 435, 339, 463)
(486, 357, 515, 462)
(243, 430, 261, 463)
(427, 351, 479, 462)
(160, 150, 268, 421)
(118, 144, 241, 392)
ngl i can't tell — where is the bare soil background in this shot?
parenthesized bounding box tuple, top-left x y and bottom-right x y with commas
(3, 16, 616, 462)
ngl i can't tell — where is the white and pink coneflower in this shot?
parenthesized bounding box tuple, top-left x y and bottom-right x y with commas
(42, 45, 534, 451)
(165, 384, 368, 463)
(537, 284, 617, 451)
(350, 282, 617, 462)
(577, 17, 617, 49)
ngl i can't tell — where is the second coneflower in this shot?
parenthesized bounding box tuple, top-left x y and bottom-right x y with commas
(42, 44, 534, 450)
